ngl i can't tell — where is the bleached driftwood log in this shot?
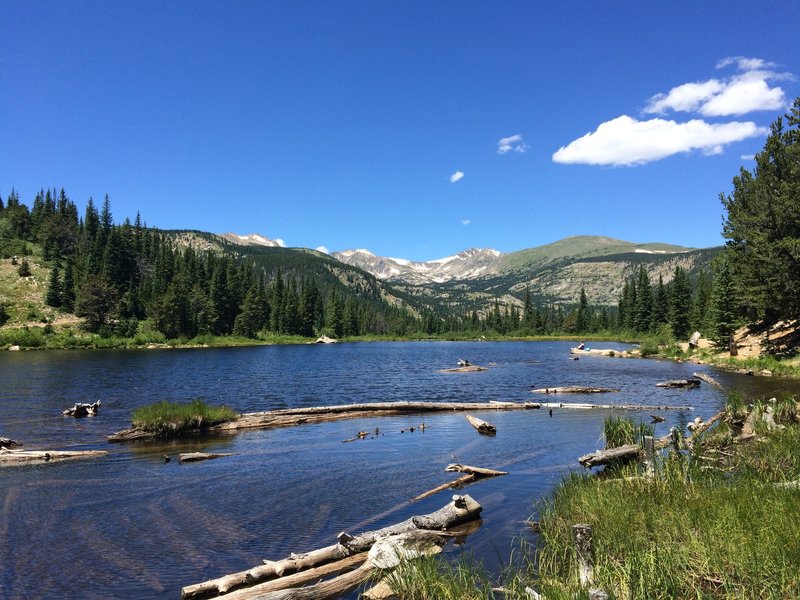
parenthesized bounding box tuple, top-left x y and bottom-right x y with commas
(181, 494, 482, 600)
(110, 401, 540, 442)
(530, 386, 620, 394)
(578, 432, 674, 468)
(412, 464, 508, 502)
(465, 414, 496, 435)
(692, 371, 724, 390)
(539, 402, 692, 411)
(62, 400, 101, 417)
(0, 448, 107, 465)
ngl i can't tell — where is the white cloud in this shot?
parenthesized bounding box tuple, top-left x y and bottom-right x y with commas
(316, 245, 330, 254)
(717, 56, 775, 71)
(450, 171, 464, 183)
(497, 134, 529, 154)
(461, 219, 471, 226)
(552, 115, 767, 166)
(274, 238, 286, 247)
(741, 154, 756, 160)
(645, 57, 788, 117)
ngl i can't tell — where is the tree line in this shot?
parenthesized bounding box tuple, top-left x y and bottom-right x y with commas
(0, 191, 416, 339)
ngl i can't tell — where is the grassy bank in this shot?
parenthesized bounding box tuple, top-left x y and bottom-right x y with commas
(131, 400, 237, 437)
(386, 397, 800, 599)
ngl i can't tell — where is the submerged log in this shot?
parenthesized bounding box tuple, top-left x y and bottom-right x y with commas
(438, 365, 488, 373)
(0, 448, 107, 465)
(530, 386, 620, 394)
(465, 414, 496, 435)
(111, 401, 541, 442)
(178, 452, 235, 464)
(181, 494, 483, 600)
(655, 378, 701, 388)
(62, 400, 101, 417)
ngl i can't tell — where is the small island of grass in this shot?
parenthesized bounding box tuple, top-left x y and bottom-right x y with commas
(130, 400, 237, 438)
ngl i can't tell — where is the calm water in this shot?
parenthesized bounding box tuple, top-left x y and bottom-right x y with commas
(1, 341, 798, 599)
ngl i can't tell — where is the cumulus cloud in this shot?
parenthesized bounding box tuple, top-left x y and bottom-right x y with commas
(316, 245, 330, 254)
(497, 134, 529, 154)
(645, 57, 788, 116)
(450, 171, 464, 183)
(552, 115, 767, 166)
(274, 238, 286, 247)
(461, 219, 471, 226)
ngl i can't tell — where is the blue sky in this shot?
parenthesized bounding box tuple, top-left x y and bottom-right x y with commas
(1, 1, 798, 261)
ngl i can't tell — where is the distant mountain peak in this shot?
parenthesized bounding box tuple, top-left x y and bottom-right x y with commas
(331, 247, 504, 284)
(220, 232, 284, 247)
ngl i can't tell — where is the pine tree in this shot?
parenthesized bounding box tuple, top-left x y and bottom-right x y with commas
(669, 266, 692, 340)
(575, 288, 590, 333)
(45, 265, 63, 307)
(62, 258, 76, 312)
(634, 266, 653, 333)
(721, 98, 800, 321)
(17, 259, 31, 277)
(652, 274, 669, 329)
(710, 255, 738, 348)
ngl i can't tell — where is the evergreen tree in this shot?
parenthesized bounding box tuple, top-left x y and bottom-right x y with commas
(721, 98, 800, 322)
(17, 259, 31, 277)
(710, 255, 738, 348)
(669, 266, 692, 340)
(45, 265, 63, 307)
(575, 288, 590, 333)
(652, 274, 669, 329)
(62, 258, 76, 312)
(691, 271, 712, 335)
(633, 266, 653, 333)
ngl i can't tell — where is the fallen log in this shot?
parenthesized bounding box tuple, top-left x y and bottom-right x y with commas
(570, 348, 638, 358)
(110, 401, 541, 442)
(650, 414, 665, 423)
(0, 448, 108, 466)
(412, 464, 507, 502)
(181, 494, 482, 600)
(465, 414, 496, 435)
(530, 386, 620, 394)
(655, 379, 701, 388)
(578, 444, 641, 468)
(539, 402, 692, 411)
(438, 365, 489, 373)
(0, 437, 21, 449)
(62, 400, 101, 417)
(179, 452, 235, 464)
(693, 372, 724, 390)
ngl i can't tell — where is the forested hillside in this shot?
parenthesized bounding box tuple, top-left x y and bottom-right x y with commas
(0, 193, 419, 341)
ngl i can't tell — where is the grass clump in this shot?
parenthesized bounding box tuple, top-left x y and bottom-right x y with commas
(131, 400, 237, 437)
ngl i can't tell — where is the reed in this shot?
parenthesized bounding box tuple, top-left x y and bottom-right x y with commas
(131, 400, 237, 437)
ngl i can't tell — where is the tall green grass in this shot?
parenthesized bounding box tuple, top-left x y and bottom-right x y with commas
(131, 400, 237, 437)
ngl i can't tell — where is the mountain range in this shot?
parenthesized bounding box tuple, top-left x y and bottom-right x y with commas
(200, 232, 720, 313)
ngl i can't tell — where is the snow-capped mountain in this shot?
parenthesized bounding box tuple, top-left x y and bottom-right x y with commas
(220, 233, 284, 247)
(331, 247, 504, 284)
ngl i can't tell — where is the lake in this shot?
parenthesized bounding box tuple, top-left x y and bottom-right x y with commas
(1, 341, 798, 599)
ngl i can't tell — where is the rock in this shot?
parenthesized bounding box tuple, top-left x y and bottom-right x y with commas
(9, 345, 20, 352)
